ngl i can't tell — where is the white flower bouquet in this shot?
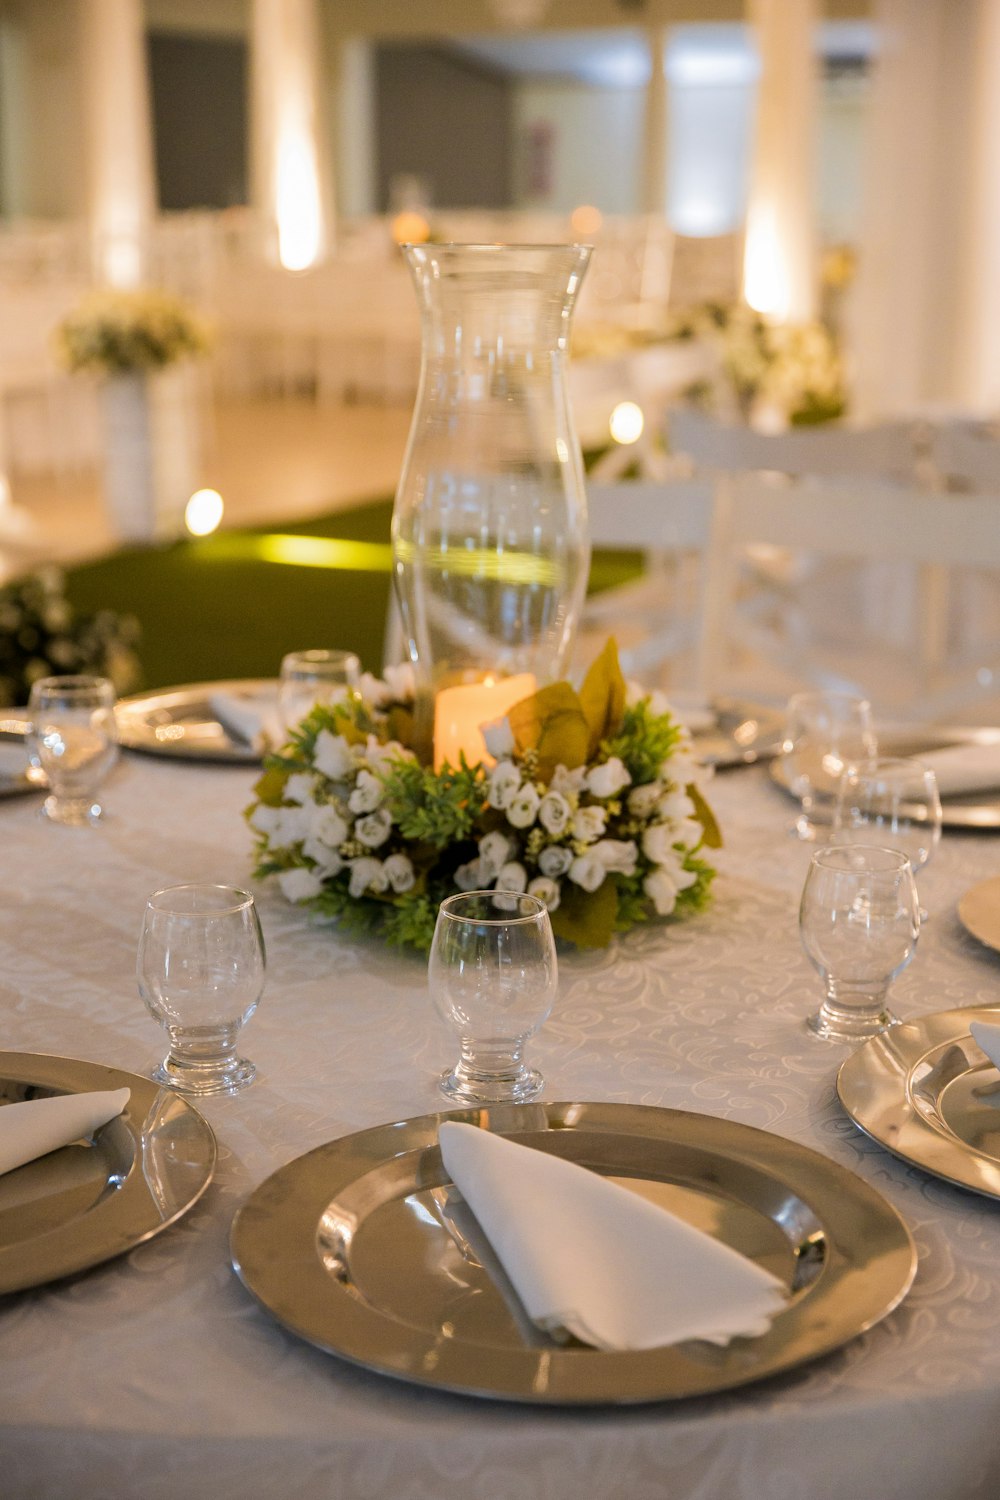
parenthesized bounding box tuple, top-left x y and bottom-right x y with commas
(247, 641, 720, 951)
(56, 287, 211, 375)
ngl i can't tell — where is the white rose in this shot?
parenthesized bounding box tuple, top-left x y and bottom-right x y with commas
(625, 679, 646, 707)
(652, 847, 699, 891)
(358, 671, 391, 708)
(276, 805, 311, 845)
(507, 784, 541, 829)
(591, 838, 638, 876)
(313, 729, 355, 781)
(627, 782, 661, 819)
(383, 853, 415, 892)
(283, 771, 315, 805)
(363, 734, 406, 770)
(348, 857, 388, 898)
(585, 756, 631, 799)
(455, 858, 488, 891)
(538, 791, 571, 835)
(646, 688, 670, 718)
(569, 853, 606, 893)
(382, 662, 416, 702)
(249, 803, 284, 839)
(302, 837, 344, 877)
(644, 868, 679, 916)
(641, 822, 677, 864)
(538, 844, 573, 878)
(673, 818, 705, 850)
(527, 875, 561, 912)
(481, 716, 516, 759)
(277, 866, 323, 903)
(487, 760, 521, 810)
(572, 805, 607, 844)
(496, 860, 528, 893)
(656, 789, 697, 822)
(354, 809, 392, 848)
(306, 802, 349, 848)
(550, 763, 587, 797)
(348, 768, 384, 814)
(478, 830, 513, 876)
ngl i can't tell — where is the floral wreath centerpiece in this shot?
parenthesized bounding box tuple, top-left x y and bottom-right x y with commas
(248, 640, 720, 951)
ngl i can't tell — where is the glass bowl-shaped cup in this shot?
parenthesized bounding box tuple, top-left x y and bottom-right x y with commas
(780, 691, 877, 840)
(28, 674, 118, 826)
(278, 649, 361, 737)
(799, 844, 919, 1043)
(428, 890, 559, 1105)
(831, 756, 942, 917)
(137, 883, 266, 1096)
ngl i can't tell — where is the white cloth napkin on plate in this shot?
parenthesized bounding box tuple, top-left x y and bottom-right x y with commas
(916, 744, 1000, 796)
(438, 1121, 787, 1352)
(970, 1021, 1000, 1069)
(0, 1088, 130, 1177)
(208, 689, 281, 751)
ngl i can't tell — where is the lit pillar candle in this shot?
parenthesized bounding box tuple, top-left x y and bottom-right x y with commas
(433, 674, 536, 772)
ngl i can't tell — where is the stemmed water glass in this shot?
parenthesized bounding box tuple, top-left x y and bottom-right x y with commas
(428, 890, 559, 1104)
(799, 844, 919, 1043)
(137, 883, 266, 1096)
(832, 757, 942, 917)
(780, 691, 877, 840)
(28, 674, 118, 826)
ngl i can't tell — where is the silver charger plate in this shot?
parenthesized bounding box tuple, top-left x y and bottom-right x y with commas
(116, 679, 274, 763)
(0, 738, 40, 799)
(957, 876, 1000, 953)
(769, 725, 1000, 830)
(0, 1052, 217, 1294)
(838, 1007, 1000, 1199)
(692, 698, 784, 770)
(230, 1101, 915, 1406)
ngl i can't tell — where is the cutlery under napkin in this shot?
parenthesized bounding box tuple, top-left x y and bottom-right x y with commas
(438, 1121, 787, 1352)
(970, 1021, 1000, 1069)
(0, 1088, 130, 1177)
(915, 744, 1000, 796)
(208, 690, 282, 751)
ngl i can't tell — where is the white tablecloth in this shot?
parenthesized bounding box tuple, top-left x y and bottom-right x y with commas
(2, 750, 1000, 1500)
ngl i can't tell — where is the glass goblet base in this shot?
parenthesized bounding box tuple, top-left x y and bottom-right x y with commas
(152, 1052, 256, 1096)
(42, 794, 104, 827)
(806, 1000, 899, 1044)
(438, 1061, 543, 1106)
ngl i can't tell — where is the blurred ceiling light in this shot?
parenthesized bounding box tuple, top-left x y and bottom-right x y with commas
(609, 401, 644, 446)
(392, 211, 431, 246)
(185, 489, 225, 537)
(743, 201, 791, 320)
(570, 204, 604, 237)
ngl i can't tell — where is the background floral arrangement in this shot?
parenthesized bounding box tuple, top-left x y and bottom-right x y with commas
(0, 568, 141, 707)
(56, 287, 212, 375)
(668, 300, 846, 426)
(248, 641, 720, 951)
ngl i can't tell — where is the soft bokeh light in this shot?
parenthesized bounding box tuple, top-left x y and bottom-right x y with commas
(609, 401, 645, 446)
(185, 489, 225, 537)
(276, 130, 323, 271)
(392, 211, 430, 245)
(744, 204, 792, 320)
(570, 204, 604, 237)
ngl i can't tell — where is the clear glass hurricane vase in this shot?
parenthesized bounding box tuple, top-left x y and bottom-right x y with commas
(392, 243, 592, 764)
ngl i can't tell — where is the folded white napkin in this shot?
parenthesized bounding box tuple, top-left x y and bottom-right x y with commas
(0, 1088, 130, 1177)
(970, 1020, 1000, 1069)
(208, 690, 281, 751)
(438, 1121, 787, 1352)
(916, 744, 1000, 796)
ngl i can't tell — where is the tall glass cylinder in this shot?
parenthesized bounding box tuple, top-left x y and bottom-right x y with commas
(392, 242, 592, 767)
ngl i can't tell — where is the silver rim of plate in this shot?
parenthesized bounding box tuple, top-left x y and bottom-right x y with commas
(0, 1052, 217, 1294)
(115, 679, 273, 763)
(769, 724, 1000, 830)
(230, 1100, 915, 1406)
(957, 876, 1000, 953)
(838, 1008, 1000, 1199)
(692, 698, 783, 769)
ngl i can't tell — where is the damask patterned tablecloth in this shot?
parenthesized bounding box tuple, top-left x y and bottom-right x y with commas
(2, 751, 1000, 1500)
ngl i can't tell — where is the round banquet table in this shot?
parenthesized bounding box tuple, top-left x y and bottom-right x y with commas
(2, 747, 1000, 1500)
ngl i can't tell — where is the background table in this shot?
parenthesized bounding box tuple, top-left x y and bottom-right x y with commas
(2, 748, 1000, 1499)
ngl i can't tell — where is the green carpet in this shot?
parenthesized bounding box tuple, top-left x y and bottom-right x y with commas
(64, 497, 643, 690)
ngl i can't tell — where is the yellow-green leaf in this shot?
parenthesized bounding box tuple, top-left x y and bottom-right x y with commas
(249, 766, 288, 810)
(689, 783, 722, 849)
(550, 877, 619, 948)
(508, 682, 589, 776)
(579, 637, 627, 757)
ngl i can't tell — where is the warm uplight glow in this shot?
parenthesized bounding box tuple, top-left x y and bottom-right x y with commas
(185, 489, 225, 537)
(0, 473, 11, 509)
(570, 204, 604, 237)
(609, 401, 645, 445)
(743, 202, 791, 321)
(391, 211, 431, 246)
(276, 130, 323, 271)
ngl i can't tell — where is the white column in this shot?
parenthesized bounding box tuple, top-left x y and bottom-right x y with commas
(849, 0, 1000, 418)
(640, 27, 669, 219)
(742, 0, 818, 323)
(251, 0, 332, 270)
(333, 38, 377, 218)
(79, 0, 156, 287)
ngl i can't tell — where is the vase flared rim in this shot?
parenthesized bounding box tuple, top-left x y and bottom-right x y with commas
(401, 242, 593, 254)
